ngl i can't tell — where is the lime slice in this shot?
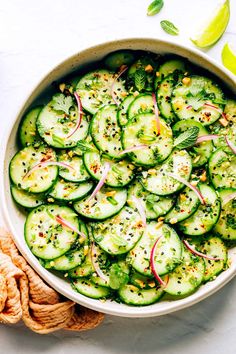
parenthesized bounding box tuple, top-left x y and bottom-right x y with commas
(222, 43, 236, 75)
(190, 0, 230, 48)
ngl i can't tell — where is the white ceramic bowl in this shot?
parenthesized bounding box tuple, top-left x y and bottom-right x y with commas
(2, 38, 236, 318)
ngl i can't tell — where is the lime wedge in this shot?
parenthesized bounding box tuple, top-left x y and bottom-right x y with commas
(190, 0, 230, 48)
(222, 43, 236, 75)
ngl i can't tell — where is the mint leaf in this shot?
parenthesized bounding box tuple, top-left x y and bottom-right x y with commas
(147, 0, 164, 16)
(134, 68, 146, 91)
(174, 126, 199, 149)
(51, 93, 74, 115)
(160, 20, 179, 36)
(109, 263, 129, 290)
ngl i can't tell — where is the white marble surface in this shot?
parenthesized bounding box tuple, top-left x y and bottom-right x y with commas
(0, 0, 236, 353)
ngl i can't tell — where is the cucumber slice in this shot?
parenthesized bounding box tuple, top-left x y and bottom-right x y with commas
(117, 95, 134, 126)
(171, 76, 225, 126)
(157, 73, 182, 123)
(18, 106, 42, 147)
(90, 104, 123, 159)
(172, 120, 213, 168)
(37, 94, 89, 148)
(90, 243, 111, 288)
(155, 59, 188, 86)
(118, 284, 163, 306)
(76, 69, 127, 115)
(127, 180, 175, 220)
(72, 278, 110, 299)
(214, 189, 236, 240)
(25, 205, 81, 260)
(178, 184, 221, 236)
(127, 93, 154, 119)
(140, 150, 192, 195)
(11, 185, 45, 209)
(68, 250, 93, 278)
(129, 222, 182, 277)
(164, 247, 205, 296)
(83, 151, 135, 187)
(49, 179, 93, 202)
(165, 186, 201, 224)
(208, 148, 236, 189)
(73, 186, 127, 220)
(57, 150, 90, 182)
(122, 113, 173, 166)
(104, 50, 135, 70)
(210, 99, 236, 150)
(9, 145, 58, 193)
(91, 206, 144, 255)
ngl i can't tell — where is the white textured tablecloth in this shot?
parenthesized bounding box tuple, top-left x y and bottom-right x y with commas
(0, 1, 236, 353)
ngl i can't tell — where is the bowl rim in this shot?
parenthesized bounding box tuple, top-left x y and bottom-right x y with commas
(2, 37, 236, 318)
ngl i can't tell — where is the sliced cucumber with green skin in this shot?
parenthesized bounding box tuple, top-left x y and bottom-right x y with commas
(90, 243, 111, 288)
(76, 69, 127, 115)
(122, 113, 173, 166)
(127, 180, 175, 220)
(11, 185, 45, 209)
(130, 271, 157, 290)
(117, 95, 134, 126)
(72, 278, 111, 299)
(91, 206, 144, 255)
(73, 186, 127, 220)
(165, 186, 201, 224)
(171, 76, 225, 126)
(57, 150, 90, 182)
(68, 250, 93, 278)
(210, 99, 236, 150)
(118, 284, 163, 306)
(157, 73, 182, 123)
(208, 148, 236, 189)
(178, 184, 221, 236)
(25, 205, 81, 260)
(127, 93, 154, 119)
(9, 145, 58, 193)
(83, 151, 135, 187)
(155, 59, 188, 87)
(164, 247, 205, 296)
(141, 150, 192, 195)
(90, 104, 123, 158)
(49, 179, 93, 202)
(214, 189, 236, 240)
(37, 95, 89, 148)
(129, 222, 182, 277)
(172, 120, 213, 168)
(18, 106, 43, 147)
(104, 50, 135, 70)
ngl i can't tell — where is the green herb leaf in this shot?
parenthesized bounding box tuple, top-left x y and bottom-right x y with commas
(134, 68, 146, 91)
(174, 126, 200, 149)
(147, 0, 164, 16)
(51, 93, 74, 115)
(75, 140, 97, 153)
(109, 263, 129, 290)
(160, 20, 179, 36)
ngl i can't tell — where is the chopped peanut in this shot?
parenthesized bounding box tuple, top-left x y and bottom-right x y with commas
(147, 281, 156, 288)
(145, 64, 153, 73)
(219, 118, 229, 127)
(121, 91, 128, 97)
(133, 91, 139, 97)
(169, 218, 178, 225)
(156, 71, 160, 77)
(155, 221, 163, 229)
(200, 171, 207, 182)
(148, 169, 156, 175)
(106, 191, 116, 197)
(59, 83, 66, 92)
(182, 77, 191, 85)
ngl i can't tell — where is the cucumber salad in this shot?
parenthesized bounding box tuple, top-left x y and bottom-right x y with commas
(9, 50, 236, 306)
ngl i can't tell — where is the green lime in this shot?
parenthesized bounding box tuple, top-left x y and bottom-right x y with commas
(190, 0, 230, 48)
(222, 43, 236, 75)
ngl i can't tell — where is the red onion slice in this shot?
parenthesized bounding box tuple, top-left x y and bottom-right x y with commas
(203, 103, 223, 114)
(166, 172, 205, 205)
(91, 243, 109, 282)
(23, 161, 75, 179)
(111, 66, 128, 106)
(195, 134, 219, 144)
(222, 191, 236, 206)
(87, 162, 111, 201)
(55, 215, 87, 241)
(118, 144, 148, 155)
(183, 240, 224, 261)
(152, 93, 161, 135)
(186, 105, 192, 110)
(66, 92, 83, 139)
(132, 196, 146, 227)
(150, 236, 168, 287)
(225, 137, 236, 154)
